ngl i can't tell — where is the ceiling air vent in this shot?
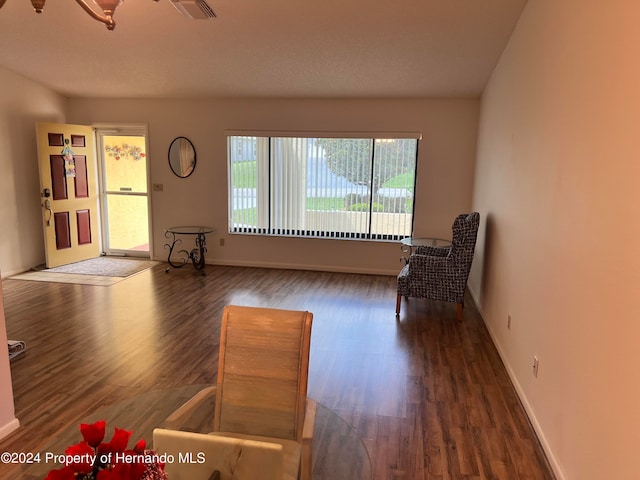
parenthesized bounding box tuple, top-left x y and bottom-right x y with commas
(170, 0, 216, 19)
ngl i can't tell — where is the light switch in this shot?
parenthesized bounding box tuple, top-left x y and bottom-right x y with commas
(153, 183, 164, 192)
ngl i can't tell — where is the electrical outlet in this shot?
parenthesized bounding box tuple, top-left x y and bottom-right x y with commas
(532, 356, 539, 378)
(507, 314, 511, 330)
(219, 238, 225, 247)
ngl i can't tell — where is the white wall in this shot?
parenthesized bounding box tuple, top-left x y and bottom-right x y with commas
(470, 1, 640, 479)
(0, 275, 18, 440)
(0, 66, 67, 276)
(67, 97, 479, 275)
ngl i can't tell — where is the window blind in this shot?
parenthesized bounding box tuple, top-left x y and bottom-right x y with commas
(227, 134, 418, 241)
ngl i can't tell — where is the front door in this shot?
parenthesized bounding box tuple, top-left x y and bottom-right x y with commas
(36, 122, 101, 268)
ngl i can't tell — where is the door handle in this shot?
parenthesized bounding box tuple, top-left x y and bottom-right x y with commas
(44, 199, 53, 226)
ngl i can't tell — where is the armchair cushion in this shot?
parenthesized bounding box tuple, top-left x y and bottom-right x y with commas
(415, 244, 450, 257)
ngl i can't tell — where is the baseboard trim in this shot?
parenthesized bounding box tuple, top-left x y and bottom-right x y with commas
(0, 418, 20, 441)
(207, 259, 398, 276)
(1, 267, 34, 279)
(467, 285, 564, 480)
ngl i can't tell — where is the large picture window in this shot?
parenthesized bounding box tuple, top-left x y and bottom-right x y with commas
(227, 132, 419, 241)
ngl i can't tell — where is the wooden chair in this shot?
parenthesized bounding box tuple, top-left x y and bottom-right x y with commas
(158, 305, 315, 480)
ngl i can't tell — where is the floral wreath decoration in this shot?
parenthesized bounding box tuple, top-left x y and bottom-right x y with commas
(105, 144, 146, 161)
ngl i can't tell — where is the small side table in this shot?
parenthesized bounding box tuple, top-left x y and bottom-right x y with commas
(164, 226, 216, 273)
(400, 236, 452, 264)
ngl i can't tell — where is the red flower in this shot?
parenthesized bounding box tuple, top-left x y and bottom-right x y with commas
(99, 461, 138, 480)
(46, 422, 166, 480)
(44, 466, 76, 480)
(97, 467, 123, 479)
(107, 427, 133, 454)
(81, 419, 106, 447)
(134, 438, 146, 453)
(96, 470, 121, 480)
(129, 456, 148, 480)
(64, 441, 94, 474)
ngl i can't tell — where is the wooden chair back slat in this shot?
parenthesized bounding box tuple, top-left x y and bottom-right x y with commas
(214, 305, 313, 441)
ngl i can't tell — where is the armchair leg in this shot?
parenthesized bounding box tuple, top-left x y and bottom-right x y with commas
(457, 303, 463, 321)
(396, 294, 402, 315)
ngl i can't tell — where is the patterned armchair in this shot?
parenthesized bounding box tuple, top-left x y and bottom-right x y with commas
(396, 212, 480, 320)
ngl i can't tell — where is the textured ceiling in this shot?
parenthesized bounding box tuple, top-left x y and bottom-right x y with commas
(0, 0, 527, 99)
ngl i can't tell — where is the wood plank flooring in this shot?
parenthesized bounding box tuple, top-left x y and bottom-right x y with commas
(0, 264, 555, 479)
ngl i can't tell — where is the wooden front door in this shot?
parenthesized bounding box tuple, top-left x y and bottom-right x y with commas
(36, 122, 101, 268)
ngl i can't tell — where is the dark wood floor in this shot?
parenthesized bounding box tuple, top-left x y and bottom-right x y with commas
(0, 264, 555, 479)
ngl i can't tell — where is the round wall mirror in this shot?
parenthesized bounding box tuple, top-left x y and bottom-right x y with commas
(168, 136, 196, 178)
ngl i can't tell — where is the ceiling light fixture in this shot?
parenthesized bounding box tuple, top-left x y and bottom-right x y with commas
(0, 0, 159, 31)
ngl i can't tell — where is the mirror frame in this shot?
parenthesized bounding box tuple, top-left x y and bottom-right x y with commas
(168, 136, 196, 178)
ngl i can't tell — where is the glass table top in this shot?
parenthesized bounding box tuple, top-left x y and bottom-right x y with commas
(165, 226, 216, 235)
(16, 385, 371, 480)
(400, 236, 452, 248)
